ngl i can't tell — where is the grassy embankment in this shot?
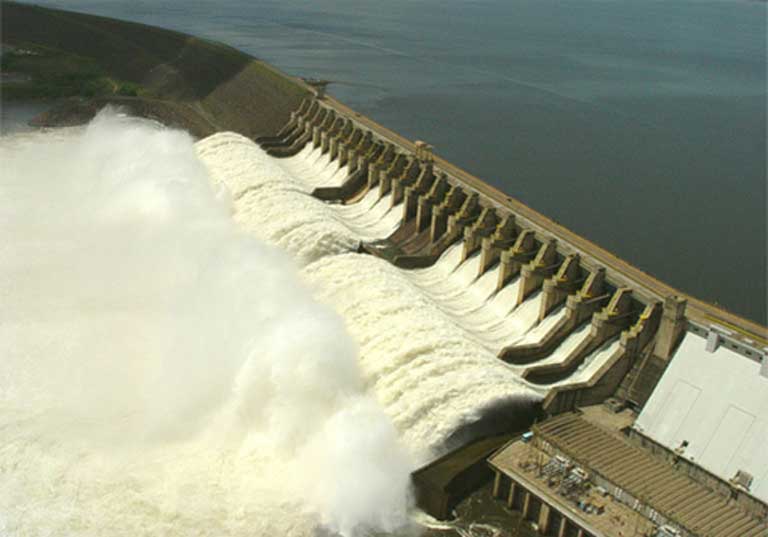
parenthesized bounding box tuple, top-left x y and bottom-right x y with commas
(1, 1, 310, 137)
(1, 43, 142, 99)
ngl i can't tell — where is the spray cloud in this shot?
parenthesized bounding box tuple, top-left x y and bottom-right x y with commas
(0, 110, 413, 537)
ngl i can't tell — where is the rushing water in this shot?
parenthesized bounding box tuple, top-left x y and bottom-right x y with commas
(1, 1, 766, 534)
(0, 114, 418, 537)
(1, 108, 630, 536)
(11, 0, 767, 323)
(196, 130, 627, 428)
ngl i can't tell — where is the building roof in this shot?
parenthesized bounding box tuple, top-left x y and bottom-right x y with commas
(534, 413, 767, 537)
(635, 331, 768, 504)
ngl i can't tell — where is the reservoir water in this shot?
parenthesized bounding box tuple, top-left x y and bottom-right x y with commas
(11, 0, 767, 323)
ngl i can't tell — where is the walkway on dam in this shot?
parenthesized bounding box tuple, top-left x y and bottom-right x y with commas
(319, 96, 767, 350)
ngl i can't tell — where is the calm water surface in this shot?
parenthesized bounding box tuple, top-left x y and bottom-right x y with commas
(0, 100, 54, 134)
(13, 0, 768, 323)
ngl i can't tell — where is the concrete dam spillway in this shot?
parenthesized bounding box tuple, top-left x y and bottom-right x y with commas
(2, 82, 766, 537)
(196, 95, 755, 420)
(1, 108, 640, 537)
(227, 97, 768, 536)
(196, 132, 546, 454)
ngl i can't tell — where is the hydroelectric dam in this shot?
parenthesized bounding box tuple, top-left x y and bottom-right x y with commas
(196, 89, 768, 536)
(2, 4, 766, 533)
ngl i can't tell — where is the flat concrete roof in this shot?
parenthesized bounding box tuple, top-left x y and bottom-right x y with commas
(635, 331, 768, 504)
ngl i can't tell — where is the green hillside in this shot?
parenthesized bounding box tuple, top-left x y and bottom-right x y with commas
(1, 1, 310, 137)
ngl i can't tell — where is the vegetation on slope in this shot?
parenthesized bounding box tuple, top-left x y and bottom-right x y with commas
(1, 1, 310, 137)
(1, 43, 143, 99)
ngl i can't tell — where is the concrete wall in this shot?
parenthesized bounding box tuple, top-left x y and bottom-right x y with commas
(490, 466, 602, 537)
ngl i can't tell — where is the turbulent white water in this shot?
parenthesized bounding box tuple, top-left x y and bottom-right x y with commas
(196, 136, 571, 357)
(196, 131, 622, 439)
(279, 145, 349, 190)
(302, 254, 540, 456)
(196, 133, 404, 265)
(1, 113, 620, 536)
(0, 113, 412, 537)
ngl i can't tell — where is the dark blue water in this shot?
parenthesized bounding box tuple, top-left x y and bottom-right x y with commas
(13, 0, 768, 323)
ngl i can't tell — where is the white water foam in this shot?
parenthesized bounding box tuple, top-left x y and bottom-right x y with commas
(303, 254, 542, 458)
(391, 247, 559, 354)
(279, 144, 348, 189)
(197, 133, 403, 264)
(206, 134, 573, 360)
(198, 132, 604, 399)
(0, 112, 413, 537)
(2, 109, 624, 537)
(195, 134, 550, 446)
